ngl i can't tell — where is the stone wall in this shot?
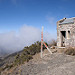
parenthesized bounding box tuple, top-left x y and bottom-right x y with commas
(57, 18, 75, 47)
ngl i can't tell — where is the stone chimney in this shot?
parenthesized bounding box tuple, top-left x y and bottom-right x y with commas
(59, 18, 66, 23)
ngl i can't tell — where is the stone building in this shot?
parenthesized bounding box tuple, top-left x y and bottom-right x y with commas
(57, 17, 75, 47)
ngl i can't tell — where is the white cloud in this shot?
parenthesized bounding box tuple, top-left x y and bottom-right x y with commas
(46, 16, 57, 26)
(0, 25, 55, 54)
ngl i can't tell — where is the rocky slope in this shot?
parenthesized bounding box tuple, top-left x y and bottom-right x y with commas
(1, 52, 75, 75)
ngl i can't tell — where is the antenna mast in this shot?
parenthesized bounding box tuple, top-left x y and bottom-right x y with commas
(41, 26, 43, 58)
(41, 26, 52, 58)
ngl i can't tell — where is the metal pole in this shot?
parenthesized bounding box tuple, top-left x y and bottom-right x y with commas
(43, 42, 52, 54)
(41, 26, 44, 58)
(41, 26, 52, 58)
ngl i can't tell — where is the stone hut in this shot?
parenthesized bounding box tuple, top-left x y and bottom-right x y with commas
(57, 17, 75, 47)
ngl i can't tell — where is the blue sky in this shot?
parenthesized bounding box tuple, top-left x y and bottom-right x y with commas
(0, 0, 75, 53)
(0, 0, 75, 33)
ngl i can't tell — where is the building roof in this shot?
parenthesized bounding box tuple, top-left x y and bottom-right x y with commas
(59, 18, 74, 25)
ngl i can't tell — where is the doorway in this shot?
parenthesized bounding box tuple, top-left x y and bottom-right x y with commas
(61, 31, 66, 47)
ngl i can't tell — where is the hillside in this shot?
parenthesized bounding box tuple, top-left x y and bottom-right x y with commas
(1, 52, 75, 75)
(0, 47, 75, 75)
(0, 41, 43, 73)
(0, 41, 75, 75)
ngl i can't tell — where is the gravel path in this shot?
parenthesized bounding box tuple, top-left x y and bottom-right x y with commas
(10, 53, 75, 75)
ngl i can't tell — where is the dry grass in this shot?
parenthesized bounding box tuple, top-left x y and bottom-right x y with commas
(64, 47, 75, 56)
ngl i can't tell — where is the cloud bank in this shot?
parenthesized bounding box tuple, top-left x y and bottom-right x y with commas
(0, 25, 55, 54)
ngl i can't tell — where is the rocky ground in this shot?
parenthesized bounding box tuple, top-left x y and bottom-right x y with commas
(1, 49, 75, 75)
